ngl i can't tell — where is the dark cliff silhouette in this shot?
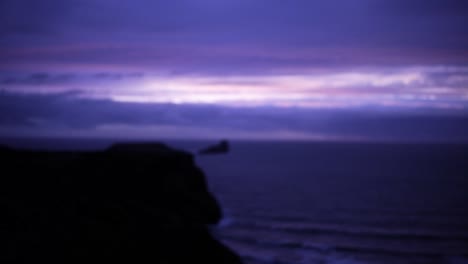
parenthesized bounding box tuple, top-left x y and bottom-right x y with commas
(199, 140, 230, 155)
(0, 142, 242, 263)
(0, 144, 10, 151)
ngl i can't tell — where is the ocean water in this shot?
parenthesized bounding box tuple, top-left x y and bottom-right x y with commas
(193, 141, 468, 264)
(2, 138, 468, 264)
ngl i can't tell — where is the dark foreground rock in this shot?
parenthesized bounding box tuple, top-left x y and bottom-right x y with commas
(0, 142, 242, 263)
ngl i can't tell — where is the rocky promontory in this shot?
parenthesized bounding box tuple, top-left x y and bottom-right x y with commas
(0, 142, 241, 263)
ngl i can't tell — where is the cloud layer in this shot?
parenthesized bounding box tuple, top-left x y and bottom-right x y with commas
(1, 91, 467, 141)
(1, 66, 467, 109)
(1, 0, 468, 74)
(1, 1, 467, 140)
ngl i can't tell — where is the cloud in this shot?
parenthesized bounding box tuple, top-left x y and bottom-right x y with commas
(1, 66, 467, 111)
(1, 91, 467, 141)
(0, 72, 144, 86)
(382, 0, 468, 16)
(1, 0, 467, 75)
(0, 0, 68, 37)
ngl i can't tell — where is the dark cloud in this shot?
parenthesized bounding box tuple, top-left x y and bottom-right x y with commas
(0, 0, 68, 37)
(92, 72, 144, 80)
(1, 0, 467, 74)
(0, 72, 144, 85)
(0, 73, 73, 85)
(1, 91, 467, 141)
(382, 0, 468, 16)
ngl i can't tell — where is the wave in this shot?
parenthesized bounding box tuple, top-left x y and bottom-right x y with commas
(240, 253, 367, 264)
(213, 216, 468, 263)
(222, 234, 468, 264)
(221, 217, 468, 242)
(224, 238, 368, 264)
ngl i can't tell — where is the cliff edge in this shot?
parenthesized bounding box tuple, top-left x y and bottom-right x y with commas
(0, 142, 242, 263)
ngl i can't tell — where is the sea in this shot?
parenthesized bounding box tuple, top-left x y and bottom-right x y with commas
(2, 138, 468, 264)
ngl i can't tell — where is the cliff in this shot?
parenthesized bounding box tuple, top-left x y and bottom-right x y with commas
(0, 143, 242, 263)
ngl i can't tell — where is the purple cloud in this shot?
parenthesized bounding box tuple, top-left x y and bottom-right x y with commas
(1, 0, 467, 75)
(1, 1, 467, 141)
(1, 91, 467, 142)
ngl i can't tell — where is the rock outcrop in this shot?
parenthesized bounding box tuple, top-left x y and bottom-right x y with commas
(199, 140, 230, 155)
(0, 142, 241, 263)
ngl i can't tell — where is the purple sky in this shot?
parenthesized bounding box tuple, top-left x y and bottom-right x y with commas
(1, 0, 468, 141)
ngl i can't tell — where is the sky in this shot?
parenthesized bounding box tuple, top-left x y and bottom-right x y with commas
(1, 0, 468, 141)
